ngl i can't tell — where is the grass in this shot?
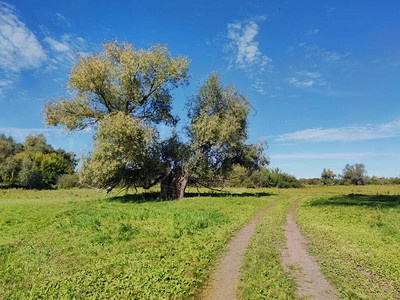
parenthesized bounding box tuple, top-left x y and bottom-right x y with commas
(295, 185, 400, 299)
(0, 188, 272, 299)
(238, 196, 296, 299)
(1, 186, 400, 299)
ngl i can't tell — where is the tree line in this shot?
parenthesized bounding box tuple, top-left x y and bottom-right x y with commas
(0, 134, 77, 189)
(300, 163, 400, 186)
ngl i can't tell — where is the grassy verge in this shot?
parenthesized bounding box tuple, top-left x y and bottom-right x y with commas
(296, 186, 400, 299)
(0, 188, 273, 299)
(238, 195, 296, 299)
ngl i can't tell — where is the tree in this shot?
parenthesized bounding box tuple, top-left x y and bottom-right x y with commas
(340, 163, 367, 185)
(17, 156, 43, 189)
(321, 168, 336, 185)
(23, 134, 54, 154)
(0, 133, 77, 188)
(44, 42, 266, 199)
(44, 41, 189, 130)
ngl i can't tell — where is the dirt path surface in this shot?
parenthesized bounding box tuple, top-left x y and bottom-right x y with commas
(204, 199, 280, 300)
(282, 200, 336, 300)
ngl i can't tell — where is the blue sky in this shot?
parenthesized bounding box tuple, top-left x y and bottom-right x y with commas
(0, 0, 399, 178)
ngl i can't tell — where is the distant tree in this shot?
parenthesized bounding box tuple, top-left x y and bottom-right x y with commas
(31, 152, 75, 186)
(321, 168, 336, 185)
(23, 134, 54, 154)
(228, 166, 302, 188)
(340, 163, 367, 185)
(0, 133, 77, 189)
(17, 156, 43, 189)
(0, 134, 22, 164)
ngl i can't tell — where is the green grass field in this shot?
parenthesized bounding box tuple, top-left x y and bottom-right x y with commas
(1, 186, 399, 299)
(296, 186, 400, 300)
(0, 188, 271, 299)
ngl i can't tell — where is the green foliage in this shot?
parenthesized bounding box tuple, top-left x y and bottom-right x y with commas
(339, 163, 367, 185)
(300, 178, 323, 185)
(44, 41, 189, 130)
(0, 134, 23, 164)
(23, 134, 54, 154)
(17, 156, 43, 189)
(186, 73, 268, 185)
(44, 42, 267, 198)
(0, 154, 23, 186)
(56, 174, 80, 189)
(80, 112, 162, 189)
(365, 176, 400, 185)
(0, 188, 270, 299)
(321, 168, 336, 185)
(0, 133, 77, 189)
(31, 152, 75, 186)
(228, 166, 303, 188)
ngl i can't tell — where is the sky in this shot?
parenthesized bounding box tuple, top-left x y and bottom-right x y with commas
(0, 0, 399, 178)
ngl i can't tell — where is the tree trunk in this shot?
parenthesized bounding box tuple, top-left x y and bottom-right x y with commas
(160, 173, 188, 199)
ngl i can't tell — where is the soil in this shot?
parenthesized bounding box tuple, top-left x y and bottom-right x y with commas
(203, 199, 280, 300)
(281, 200, 336, 300)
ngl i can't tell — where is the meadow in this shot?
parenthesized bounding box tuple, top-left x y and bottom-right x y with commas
(1, 185, 399, 299)
(0, 188, 272, 299)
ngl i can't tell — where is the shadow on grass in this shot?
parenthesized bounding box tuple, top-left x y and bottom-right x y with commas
(309, 193, 400, 209)
(108, 191, 274, 204)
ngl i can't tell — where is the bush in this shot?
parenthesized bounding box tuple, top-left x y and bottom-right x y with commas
(17, 156, 43, 189)
(57, 173, 79, 189)
(228, 166, 303, 188)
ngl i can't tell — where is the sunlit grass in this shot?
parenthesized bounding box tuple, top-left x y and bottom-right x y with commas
(296, 186, 400, 299)
(0, 188, 272, 299)
(238, 196, 296, 299)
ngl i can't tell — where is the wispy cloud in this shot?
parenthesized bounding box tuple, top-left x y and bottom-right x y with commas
(288, 70, 326, 88)
(54, 12, 71, 27)
(308, 28, 319, 35)
(225, 17, 272, 94)
(276, 120, 400, 142)
(44, 37, 70, 52)
(271, 152, 398, 160)
(0, 1, 46, 95)
(299, 43, 350, 62)
(42, 33, 87, 73)
(0, 2, 47, 73)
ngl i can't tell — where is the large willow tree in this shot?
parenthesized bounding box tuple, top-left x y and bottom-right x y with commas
(44, 41, 267, 199)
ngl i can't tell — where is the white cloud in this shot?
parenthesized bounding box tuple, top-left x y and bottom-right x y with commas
(43, 34, 87, 73)
(288, 78, 315, 87)
(44, 37, 70, 52)
(0, 2, 46, 73)
(288, 70, 325, 88)
(54, 12, 71, 27)
(226, 19, 272, 70)
(225, 18, 271, 94)
(296, 71, 321, 78)
(304, 45, 350, 62)
(271, 152, 398, 160)
(276, 120, 400, 142)
(308, 28, 319, 35)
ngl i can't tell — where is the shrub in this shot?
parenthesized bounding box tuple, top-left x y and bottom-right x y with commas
(57, 173, 79, 189)
(17, 156, 43, 189)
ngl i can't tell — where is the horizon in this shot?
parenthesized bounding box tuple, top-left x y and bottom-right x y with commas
(0, 0, 399, 178)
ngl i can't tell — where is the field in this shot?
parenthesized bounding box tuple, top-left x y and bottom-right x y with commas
(1, 186, 399, 299)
